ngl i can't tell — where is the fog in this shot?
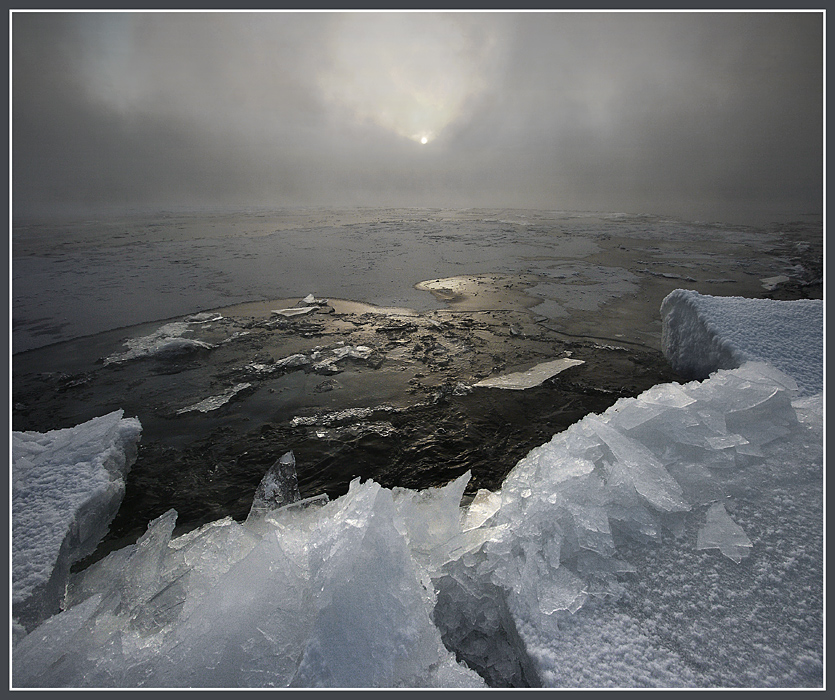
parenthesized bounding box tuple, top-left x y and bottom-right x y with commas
(11, 11, 823, 224)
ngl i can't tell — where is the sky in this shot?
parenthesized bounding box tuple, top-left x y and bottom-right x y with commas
(11, 10, 824, 224)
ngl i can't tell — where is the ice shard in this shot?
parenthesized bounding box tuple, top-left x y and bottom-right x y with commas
(247, 451, 302, 521)
(474, 358, 584, 390)
(696, 502, 752, 563)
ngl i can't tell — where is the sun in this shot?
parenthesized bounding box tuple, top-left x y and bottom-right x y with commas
(410, 130, 435, 145)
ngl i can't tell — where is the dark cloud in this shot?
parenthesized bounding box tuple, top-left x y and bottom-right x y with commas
(12, 11, 823, 223)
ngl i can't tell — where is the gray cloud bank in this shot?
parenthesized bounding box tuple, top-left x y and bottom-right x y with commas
(12, 11, 823, 224)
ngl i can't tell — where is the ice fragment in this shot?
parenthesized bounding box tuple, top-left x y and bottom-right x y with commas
(696, 502, 752, 563)
(474, 358, 584, 390)
(175, 382, 252, 414)
(103, 321, 214, 364)
(272, 306, 317, 317)
(247, 451, 302, 521)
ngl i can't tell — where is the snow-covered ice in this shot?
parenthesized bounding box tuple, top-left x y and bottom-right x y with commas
(661, 289, 823, 396)
(11, 291, 823, 688)
(12, 411, 142, 635)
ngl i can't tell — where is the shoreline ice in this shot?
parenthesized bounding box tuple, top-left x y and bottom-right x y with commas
(12, 411, 143, 635)
(11, 291, 823, 688)
(661, 289, 823, 396)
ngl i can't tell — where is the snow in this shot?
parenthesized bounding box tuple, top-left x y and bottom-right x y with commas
(11, 291, 823, 688)
(660, 289, 823, 396)
(11, 410, 143, 634)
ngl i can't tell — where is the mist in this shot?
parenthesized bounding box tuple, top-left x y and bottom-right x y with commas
(11, 11, 823, 224)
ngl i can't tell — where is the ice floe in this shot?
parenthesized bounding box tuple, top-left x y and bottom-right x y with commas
(272, 306, 318, 317)
(103, 319, 217, 365)
(175, 382, 252, 414)
(474, 358, 585, 390)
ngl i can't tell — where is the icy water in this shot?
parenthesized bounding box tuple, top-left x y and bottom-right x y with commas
(11, 208, 822, 557)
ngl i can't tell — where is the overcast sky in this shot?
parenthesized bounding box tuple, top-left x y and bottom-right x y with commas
(11, 10, 823, 224)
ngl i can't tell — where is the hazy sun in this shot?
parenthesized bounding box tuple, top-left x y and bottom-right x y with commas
(420, 136, 428, 145)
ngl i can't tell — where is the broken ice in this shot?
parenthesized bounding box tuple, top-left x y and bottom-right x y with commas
(12, 410, 142, 633)
(12, 291, 823, 688)
(474, 358, 584, 390)
(247, 451, 302, 521)
(175, 382, 252, 414)
(103, 320, 215, 365)
(696, 502, 752, 563)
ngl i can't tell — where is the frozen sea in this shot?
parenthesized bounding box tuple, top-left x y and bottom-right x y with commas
(10, 207, 824, 689)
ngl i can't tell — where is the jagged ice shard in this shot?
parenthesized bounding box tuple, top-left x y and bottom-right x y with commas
(696, 502, 752, 563)
(247, 451, 302, 521)
(12, 291, 823, 688)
